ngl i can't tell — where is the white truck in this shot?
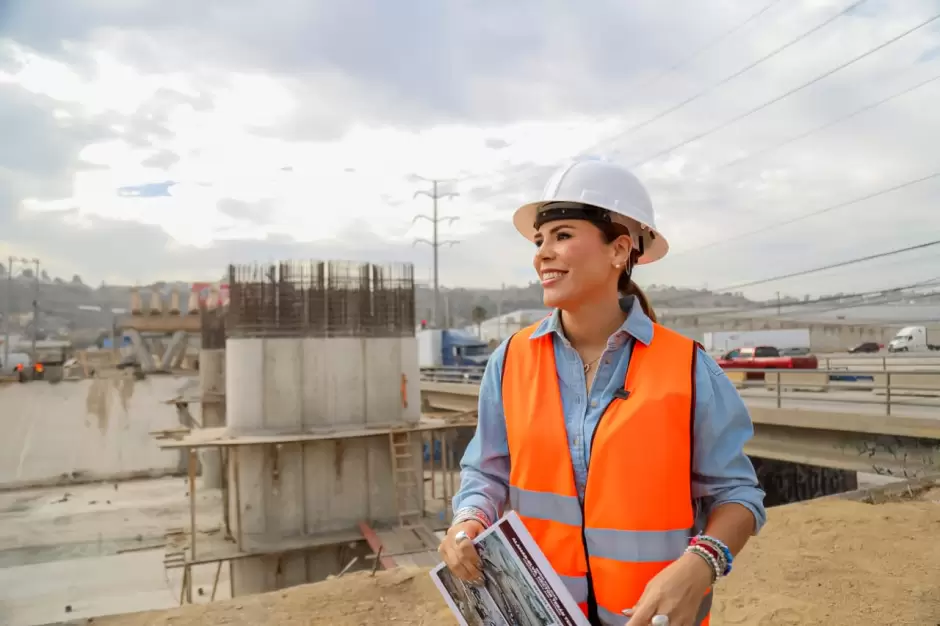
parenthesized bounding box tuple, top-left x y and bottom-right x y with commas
(702, 328, 811, 354)
(887, 326, 940, 352)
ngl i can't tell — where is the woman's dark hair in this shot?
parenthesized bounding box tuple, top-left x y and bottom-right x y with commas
(597, 222, 658, 323)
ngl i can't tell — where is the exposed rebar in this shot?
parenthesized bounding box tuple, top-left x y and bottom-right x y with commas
(226, 260, 415, 338)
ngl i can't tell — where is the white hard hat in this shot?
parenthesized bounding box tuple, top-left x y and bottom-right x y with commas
(512, 159, 668, 264)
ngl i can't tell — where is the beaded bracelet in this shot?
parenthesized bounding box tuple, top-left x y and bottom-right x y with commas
(452, 506, 491, 529)
(690, 534, 733, 576)
(685, 545, 720, 583)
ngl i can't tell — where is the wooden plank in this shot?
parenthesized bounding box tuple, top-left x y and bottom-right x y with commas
(155, 418, 456, 449)
(358, 521, 397, 570)
(374, 524, 442, 568)
(162, 527, 364, 568)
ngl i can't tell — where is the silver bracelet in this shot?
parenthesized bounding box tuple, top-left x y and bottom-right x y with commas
(452, 506, 491, 529)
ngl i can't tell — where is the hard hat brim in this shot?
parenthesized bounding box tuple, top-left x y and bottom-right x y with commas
(512, 200, 669, 265)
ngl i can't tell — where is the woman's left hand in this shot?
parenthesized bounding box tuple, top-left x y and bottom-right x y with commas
(622, 552, 713, 625)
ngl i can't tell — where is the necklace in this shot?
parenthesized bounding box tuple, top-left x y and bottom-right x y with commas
(583, 356, 602, 374)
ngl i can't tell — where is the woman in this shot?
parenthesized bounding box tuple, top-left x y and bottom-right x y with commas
(438, 159, 766, 626)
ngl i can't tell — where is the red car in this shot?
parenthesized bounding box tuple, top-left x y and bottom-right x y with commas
(716, 346, 818, 370)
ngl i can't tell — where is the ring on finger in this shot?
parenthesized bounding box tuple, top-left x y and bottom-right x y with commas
(651, 615, 669, 626)
(455, 530, 469, 543)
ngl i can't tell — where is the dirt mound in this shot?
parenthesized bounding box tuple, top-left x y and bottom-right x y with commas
(93, 496, 940, 626)
(92, 567, 455, 626)
(712, 497, 940, 625)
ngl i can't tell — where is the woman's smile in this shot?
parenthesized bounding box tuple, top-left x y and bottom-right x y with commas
(540, 269, 568, 287)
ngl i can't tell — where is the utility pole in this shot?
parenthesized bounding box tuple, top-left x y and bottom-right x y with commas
(2, 256, 40, 367)
(31, 258, 40, 363)
(3, 257, 11, 368)
(412, 178, 460, 328)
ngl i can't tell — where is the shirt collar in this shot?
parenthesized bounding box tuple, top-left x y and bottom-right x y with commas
(529, 294, 654, 347)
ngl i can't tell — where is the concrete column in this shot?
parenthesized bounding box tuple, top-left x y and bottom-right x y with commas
(224, 335, 420, 597)
(199, 348, 226, 489)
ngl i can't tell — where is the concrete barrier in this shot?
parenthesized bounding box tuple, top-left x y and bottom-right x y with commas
(871, 373, 940, 397)
(0, 373, 194, 490)
(725, 371, 828, 392)
(764, 371, 830, 392)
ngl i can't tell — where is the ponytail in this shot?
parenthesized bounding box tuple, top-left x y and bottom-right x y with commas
(619, 276, 657, 323)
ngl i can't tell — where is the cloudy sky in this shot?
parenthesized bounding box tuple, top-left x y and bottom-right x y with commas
(1, 0, 939, 300)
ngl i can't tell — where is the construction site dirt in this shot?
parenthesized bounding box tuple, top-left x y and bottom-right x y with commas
(60, 487, 940, 626)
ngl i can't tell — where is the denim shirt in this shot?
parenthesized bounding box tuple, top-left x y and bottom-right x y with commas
(452, 296, 767, 533)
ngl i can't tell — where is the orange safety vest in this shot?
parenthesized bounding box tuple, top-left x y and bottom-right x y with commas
(502, 322, 712, 626)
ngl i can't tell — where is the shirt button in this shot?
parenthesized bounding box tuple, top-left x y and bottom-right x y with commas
(605, 358, 611, 364)
(590, 400, 598, 408)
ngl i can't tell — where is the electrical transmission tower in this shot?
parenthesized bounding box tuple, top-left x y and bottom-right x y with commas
(412, 178, 460, 328)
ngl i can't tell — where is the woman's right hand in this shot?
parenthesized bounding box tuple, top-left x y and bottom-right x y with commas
(438, 520, 486, 585)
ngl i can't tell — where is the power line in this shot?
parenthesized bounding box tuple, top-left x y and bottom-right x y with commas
(788, 285, 940, 318)
(591, 0, 867, 154)
(711, 238, 940, 293)
(657, 273, 940, 315)
(594, 0, 786, 132)
(628, 9, 940, 169)
(679, 275, 940, 320)
(411, 178, 460, 328)
(714, 69, 940, 171)
(459, 0, 810, 203)
(645, 0, 786, 87)
(668, 169, 940, 259)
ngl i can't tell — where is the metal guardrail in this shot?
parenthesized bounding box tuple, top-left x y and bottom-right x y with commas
(420, 366, 940, 416)
(420, 366, 486, 384)
(820, 354, 940, 372)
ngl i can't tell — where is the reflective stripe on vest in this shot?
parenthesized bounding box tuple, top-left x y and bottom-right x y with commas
(502, 321, 710, 625)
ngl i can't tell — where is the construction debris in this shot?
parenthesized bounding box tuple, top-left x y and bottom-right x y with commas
(87, 491, 940, 625)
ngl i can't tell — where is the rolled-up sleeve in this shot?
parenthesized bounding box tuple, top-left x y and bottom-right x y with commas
(450, 339, 511, 525)
(692, 348, 767, 534)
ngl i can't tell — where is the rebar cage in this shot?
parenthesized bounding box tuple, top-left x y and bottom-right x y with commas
(226, 260, 416, 338)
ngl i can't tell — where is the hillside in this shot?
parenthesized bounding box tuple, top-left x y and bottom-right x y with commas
(416, 282, 756, 327)
(0, 270, 755, 339)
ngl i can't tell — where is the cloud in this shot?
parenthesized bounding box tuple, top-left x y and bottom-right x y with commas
(140, 149, 181, 169)
(5, 208, 533, 293)
(216, 198, 276, 225)
(0, 0, 939, 302)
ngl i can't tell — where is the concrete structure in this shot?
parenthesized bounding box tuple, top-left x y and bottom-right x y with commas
(220, 260, 422, 597)
(199, 348, 226, 488)
(420, 378, 940, 478)
(0, 374, 193, 490)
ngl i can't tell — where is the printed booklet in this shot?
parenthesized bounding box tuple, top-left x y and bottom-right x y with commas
(430, 511, 591, 626)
